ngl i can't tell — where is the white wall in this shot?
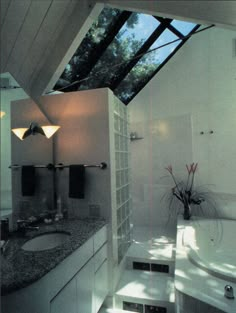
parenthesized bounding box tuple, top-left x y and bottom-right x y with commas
(129, 26, 236, 226)
(40, 89, 112, 220)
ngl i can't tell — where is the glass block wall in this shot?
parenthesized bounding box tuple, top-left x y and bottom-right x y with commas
(113, 97, 132, 263)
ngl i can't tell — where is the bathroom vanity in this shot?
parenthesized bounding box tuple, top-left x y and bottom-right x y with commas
(1, 218, 108, 313)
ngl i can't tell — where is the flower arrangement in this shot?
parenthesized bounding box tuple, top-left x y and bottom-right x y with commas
(165, 163, 205, 220)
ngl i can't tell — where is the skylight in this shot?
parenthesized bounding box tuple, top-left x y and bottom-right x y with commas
(170, 20, 197, 36)
(53, 8, 200, 105)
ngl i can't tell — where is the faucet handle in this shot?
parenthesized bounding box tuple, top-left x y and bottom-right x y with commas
(17, 219, 29, 223)
(16, 219, 29, 232)
(224, 285, 234, 299)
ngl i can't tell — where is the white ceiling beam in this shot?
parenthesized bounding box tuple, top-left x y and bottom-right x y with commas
(6, 0, 54, 78)
(0, 0, 12, 27)
(30, 0, 104, 100)
(0, 0, 32, 73)
(101, 0, 236, 30)
(19, 0, 74, 89)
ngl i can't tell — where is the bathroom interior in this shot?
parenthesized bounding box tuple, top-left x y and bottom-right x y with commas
(0, 1, 236, 313)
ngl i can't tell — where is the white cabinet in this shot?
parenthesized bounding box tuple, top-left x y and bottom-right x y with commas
(93, 231, 108, 313)
(94, 260, 108, 313)
(50, 259, 94, 313)
(94, 226, 107, 251)
(50, 278, 77, 313)
(76, 258, 93, 313)
(51, 225, 108, 313)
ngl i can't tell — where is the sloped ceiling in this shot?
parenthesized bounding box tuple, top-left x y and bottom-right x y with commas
(0, 0, 102, 100)
(1, 0, 236, 101)
(102, 0, 236, 30)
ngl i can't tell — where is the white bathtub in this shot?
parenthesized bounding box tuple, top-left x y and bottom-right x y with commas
(183, 219, 236, 283)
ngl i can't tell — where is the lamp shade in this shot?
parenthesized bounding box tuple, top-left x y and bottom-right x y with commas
(41, 125, 60, 138)
(0, 111, 6, 118)
(12, 128, 29, 140)
(12, 122, 60, 140)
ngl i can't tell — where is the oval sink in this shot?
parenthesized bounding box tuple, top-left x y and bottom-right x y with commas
(21, 231, 71, 251)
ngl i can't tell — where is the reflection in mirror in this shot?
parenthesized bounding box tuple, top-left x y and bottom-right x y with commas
(10, 91, 54, 226)
(0, 73, 29, 218)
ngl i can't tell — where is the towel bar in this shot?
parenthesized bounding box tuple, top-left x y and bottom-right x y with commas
(9, 162, 107, 170)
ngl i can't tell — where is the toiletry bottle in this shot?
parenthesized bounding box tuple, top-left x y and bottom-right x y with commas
(56, 196, 63, 220)
(41, 197, 48, 214)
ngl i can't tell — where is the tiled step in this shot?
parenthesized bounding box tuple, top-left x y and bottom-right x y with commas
(102, 226, 176, 313)
(116, 269, 175, 302)
(127, 241, 175, 261)
(98, 308, 134, 313)
(132, 226, 176, 245)
(114, 269, 175, 312)
(126, 240, 176, 275)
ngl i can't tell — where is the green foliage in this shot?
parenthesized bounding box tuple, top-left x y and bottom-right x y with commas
(55, 8, 161, 103)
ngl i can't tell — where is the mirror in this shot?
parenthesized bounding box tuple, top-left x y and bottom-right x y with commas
(0, 73, 54, 222)
(0, 73, 29, 217)
(10, 94, 54, 223)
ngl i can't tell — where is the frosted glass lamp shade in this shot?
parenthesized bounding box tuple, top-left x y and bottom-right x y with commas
(41, 125, 60, 138)
(0, 111, 6, 118)
(12, 122, 60, 140)
(12, 128, 29, 140)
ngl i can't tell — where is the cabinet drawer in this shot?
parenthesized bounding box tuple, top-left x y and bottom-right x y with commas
(94, 243, 107, 273)
(94, 225, 107, 252)
(50, 278, 77, 313)
(94, 260, 108, 313)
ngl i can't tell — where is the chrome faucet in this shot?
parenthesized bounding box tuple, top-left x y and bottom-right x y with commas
(17, 219, 39, 234)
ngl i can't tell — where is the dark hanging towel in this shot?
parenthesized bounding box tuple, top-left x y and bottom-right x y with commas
(21, 166, 35, 196)
(69, 165, 85, 199)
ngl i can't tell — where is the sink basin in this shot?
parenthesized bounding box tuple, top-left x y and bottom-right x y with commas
(21, 231, 71, 251)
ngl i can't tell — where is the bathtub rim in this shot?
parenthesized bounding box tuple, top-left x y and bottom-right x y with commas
(175, 215, 236, 313)
(183, 219, 236, 283)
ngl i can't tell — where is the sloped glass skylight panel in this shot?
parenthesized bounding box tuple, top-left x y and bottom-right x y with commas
(114, 29, 181, 103)
(79, 13, 160, 91)
(53, 6, 198, 104)
(171, 20, 196, 36)
(54, 8, 123, 90)
(149, 29, 180, 63)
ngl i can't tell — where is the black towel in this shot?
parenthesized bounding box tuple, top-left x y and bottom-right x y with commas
(21, 166, 35, 196)
(69, 165, 85, 199)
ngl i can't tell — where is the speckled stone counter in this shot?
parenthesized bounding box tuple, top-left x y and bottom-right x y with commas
(1, 218, 106, 295)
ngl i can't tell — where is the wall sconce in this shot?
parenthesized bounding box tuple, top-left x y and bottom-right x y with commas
(0, 111, 6, 118)
(12, 122, 60, 140)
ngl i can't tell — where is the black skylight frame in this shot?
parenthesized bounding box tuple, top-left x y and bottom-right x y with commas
(53, 8, 201, 105)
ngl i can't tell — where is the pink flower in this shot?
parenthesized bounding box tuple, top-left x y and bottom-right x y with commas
(186, 162, 198, 174)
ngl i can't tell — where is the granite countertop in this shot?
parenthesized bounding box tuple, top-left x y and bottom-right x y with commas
(1, 218, 106, 296)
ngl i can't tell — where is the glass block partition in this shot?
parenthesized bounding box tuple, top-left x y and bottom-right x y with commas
(113, 97, 132, 263)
